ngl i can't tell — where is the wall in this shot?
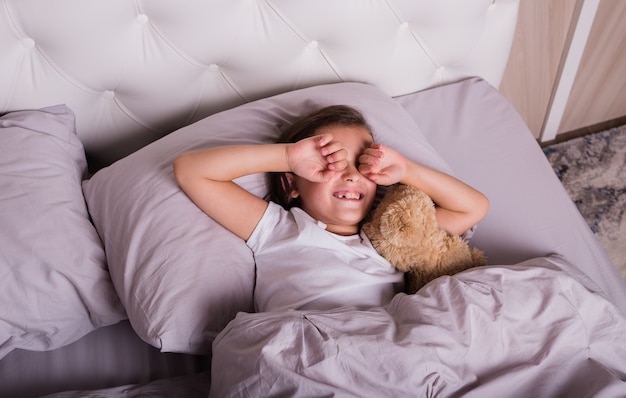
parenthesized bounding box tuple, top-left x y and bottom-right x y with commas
(499, 0, 626, 141)
(500, 0, 576, 140)
(559, 0, 626, 134)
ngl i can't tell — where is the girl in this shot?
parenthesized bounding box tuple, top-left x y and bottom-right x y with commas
(173, 105, 489, 312)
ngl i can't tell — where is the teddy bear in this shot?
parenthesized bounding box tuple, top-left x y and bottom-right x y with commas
(362, 184, 487, 294)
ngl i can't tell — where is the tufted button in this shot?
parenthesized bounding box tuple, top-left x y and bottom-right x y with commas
(399, 22, 409, 31)
(21, 38, 36, 49)
(208, 64, 220, 73)
(103, 90, 115, 100)
(135, 14, 149, 25)
(307, 40, 319, 50)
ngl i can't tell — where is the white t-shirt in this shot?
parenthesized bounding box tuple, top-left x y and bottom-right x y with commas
(247, 202, 404, 312)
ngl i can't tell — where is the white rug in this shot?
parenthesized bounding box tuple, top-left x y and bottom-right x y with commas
(544, 125, 626, 283)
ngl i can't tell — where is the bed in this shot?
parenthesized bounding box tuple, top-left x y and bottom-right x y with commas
(1, 1, 625, 397)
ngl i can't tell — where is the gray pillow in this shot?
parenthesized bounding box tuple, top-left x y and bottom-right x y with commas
(0, 105, 126, 360)
(82, 82, 452, 354)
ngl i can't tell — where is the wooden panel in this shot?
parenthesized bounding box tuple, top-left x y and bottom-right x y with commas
(499, 0, 577, 138)
(559, 0, 626, 133)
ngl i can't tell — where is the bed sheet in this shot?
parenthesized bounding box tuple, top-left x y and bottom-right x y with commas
(394, 77, 626, 315)
(39, 371, 211, 398)
(0, 321, 210, 398)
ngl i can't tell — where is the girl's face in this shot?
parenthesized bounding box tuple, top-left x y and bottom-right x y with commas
(289, 125, 377, 236)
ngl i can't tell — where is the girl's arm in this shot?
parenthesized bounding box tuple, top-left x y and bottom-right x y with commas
(359, 144, 489, 236)
(173, 134, 347, 241)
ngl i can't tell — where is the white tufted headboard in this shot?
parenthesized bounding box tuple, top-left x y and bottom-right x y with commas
(1, 0, 519, 166)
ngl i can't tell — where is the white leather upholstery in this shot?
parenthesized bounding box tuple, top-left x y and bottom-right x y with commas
(0, 0, 519, 164)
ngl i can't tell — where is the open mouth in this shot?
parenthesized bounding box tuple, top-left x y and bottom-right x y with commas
(333, 191, 363, 200)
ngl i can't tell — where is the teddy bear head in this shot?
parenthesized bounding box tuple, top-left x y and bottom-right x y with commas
(362, 184, 486, 293)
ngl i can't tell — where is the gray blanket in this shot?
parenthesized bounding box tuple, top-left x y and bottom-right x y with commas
(210, 256, 626, 397)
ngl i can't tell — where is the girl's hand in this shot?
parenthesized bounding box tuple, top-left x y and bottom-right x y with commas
(358, 143, 408, 186)
(286, 134, 347, 182)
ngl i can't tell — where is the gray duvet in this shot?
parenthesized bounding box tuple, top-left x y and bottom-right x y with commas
(210, 256, 626, 397)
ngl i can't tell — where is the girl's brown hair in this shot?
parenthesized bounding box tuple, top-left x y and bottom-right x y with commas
(266, 105, 372, 209)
